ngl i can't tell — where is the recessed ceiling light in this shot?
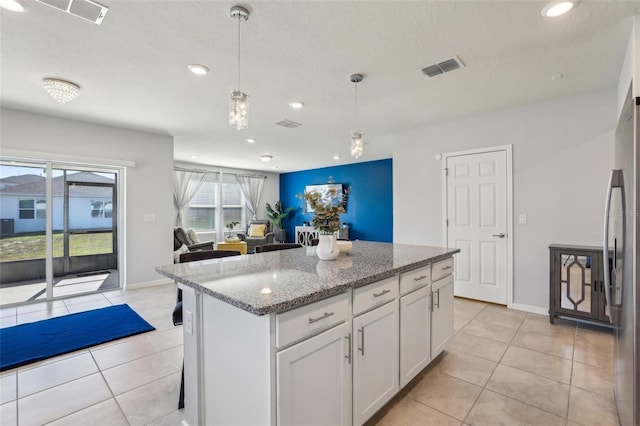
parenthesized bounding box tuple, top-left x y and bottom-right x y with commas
(245, 138, 256, 143)
(0, 0, 25, 12)
(260, 154, 273, 162)
(333, 155, 340, 160)
(272, 166, 278, 170)
(190, 155, 198, 159)
(288, 101, 304, 109)
(187, 64, 210, 75)
(541, 1, 577, 17)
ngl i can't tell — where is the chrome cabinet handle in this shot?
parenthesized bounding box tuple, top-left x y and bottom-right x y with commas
(441, 266, 452, 271)
(492, 233, 505, 238)
(358, 327, 365, 355)
(435, 289, 440, 309)
(413, 275, 428, 281)
(345, 333, 352, 364)
(373, 289, 391, 298)
(308, 312, 334, 324)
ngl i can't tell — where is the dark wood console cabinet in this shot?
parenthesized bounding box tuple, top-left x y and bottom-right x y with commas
(549, 244, 611, 326)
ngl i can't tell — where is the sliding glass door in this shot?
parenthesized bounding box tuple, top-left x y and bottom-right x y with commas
(0, 161, 121, 305)
(0, 163, 48, 304)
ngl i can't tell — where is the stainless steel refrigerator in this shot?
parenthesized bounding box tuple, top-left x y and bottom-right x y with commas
(604, 91, 638, 426)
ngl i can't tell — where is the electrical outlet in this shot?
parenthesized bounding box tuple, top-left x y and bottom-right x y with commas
(518, 214, 527, 225)
(184, 310, 193, 335)
(143, 213, 156, 222)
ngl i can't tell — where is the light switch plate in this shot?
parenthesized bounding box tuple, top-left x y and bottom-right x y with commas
(518, 214, 527, 225)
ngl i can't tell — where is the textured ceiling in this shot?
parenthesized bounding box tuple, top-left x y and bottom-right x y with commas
(1, 1, 638, 172)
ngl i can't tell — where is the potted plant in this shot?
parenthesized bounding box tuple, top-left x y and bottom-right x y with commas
(266, 201, 294, 243)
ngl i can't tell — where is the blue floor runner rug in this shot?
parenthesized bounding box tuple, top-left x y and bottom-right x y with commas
(0, 304, 155, 371)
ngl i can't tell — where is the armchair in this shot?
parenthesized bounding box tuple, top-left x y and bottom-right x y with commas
(173, 227, 215, 252)
(236, 220, 274, 253)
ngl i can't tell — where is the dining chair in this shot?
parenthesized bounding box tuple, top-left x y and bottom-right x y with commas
(254, 243, 302, 253)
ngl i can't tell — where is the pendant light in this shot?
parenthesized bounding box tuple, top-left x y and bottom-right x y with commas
(229, 5, 249, 130)
(350, 73, 364, 159)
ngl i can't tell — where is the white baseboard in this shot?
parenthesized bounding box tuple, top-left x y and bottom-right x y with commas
(125, 278, 174, 290)
(508, 302, 548, 316)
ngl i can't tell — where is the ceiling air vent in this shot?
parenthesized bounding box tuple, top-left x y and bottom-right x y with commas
(36, 0, 109, 25)
(421, 56, 465, 78)
(276, 119, 302, 129)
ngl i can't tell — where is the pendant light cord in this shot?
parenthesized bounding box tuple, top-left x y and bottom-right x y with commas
(355, 82, 359, 130)
(237, 16, 241, 91)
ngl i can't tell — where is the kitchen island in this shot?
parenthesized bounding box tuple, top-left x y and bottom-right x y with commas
(156, 241, 459, 426)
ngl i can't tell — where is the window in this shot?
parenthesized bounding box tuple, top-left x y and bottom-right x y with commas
(189, 179, 218, 231)
(187, 173, 246, 233)
(222, 175, 245, 230)
(19, 199, 46, 219)
(91, 200, 113, 218)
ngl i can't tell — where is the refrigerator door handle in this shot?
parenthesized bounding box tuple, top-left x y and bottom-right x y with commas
(603, 171, 613, 315)
(603, 169, 624, 326)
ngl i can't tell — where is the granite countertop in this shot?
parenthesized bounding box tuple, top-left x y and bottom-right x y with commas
(155, 241, 459, 316)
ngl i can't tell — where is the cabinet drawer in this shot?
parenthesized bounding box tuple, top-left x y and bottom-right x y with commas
(431, 257, 454, 282)
(353, 276, 399, 316)
(276, 292, 349, 348)
(399, 265, 431, 295)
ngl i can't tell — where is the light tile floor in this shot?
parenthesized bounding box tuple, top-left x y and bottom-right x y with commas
(0, 285, 618, 426)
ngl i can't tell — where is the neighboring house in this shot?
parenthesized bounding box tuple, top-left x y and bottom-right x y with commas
(0, 172, 115, 234)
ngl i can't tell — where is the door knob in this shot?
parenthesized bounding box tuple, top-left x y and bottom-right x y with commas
(492, 233, 506, 238)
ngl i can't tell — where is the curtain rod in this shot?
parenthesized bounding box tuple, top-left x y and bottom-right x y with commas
(173, 167, 267, 179)
(173, 167, 216, 174)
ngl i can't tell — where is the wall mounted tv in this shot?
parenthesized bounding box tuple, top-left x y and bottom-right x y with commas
(304, 183, 346, 212)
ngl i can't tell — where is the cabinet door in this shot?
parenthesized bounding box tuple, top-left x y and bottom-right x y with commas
(353, 300, 399, 426)
(551, 249, 603, 322)
(400, 286, 431, 388)
(277, 322, 351, 426)
(431, 275, 454, 359)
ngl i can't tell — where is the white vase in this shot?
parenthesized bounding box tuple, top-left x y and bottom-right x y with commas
(316, 233, 340, 261)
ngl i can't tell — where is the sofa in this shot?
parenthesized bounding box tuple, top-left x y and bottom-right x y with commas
(236, 220, 274, 253)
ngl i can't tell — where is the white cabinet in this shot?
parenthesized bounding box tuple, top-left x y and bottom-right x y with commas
(277, 322, 352, 426)
(353, 300, 399, 425)
(431, 274, 454, 359)
(399, 285, 431, 388)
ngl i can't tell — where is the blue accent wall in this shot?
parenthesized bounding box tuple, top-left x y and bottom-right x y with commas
(279, 159, 393, 243)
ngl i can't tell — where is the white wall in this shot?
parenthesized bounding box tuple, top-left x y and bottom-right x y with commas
(393, 90, 616, 310)
(0, 108, 174, 286)
(617, 16, 639, 119)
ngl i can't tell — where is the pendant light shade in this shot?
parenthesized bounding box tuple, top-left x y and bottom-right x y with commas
(349, 73, 364, 159)
(229, 5, 249, 130)
(350, 132, 364, 160)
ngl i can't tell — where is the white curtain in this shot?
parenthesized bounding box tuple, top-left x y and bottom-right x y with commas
(236, 174, 266, 220)
(173, 169, 208, 227)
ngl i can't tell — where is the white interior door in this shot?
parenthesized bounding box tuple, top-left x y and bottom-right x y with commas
(446, 150, 508, 304)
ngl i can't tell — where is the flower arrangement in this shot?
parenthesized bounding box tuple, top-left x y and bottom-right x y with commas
(299, 187, 348, 233)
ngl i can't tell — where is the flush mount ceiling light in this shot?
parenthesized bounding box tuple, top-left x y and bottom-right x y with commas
(288, 101, 304, 109)
(0, 0, 25, 12)
(541, 0, 578, 17)
(349, 73, 364, 160)
(229, 5, 250, 130)
(188, 64, 209, 75)
(260, 154, 273, 162)
(42, 78, 80, 104)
